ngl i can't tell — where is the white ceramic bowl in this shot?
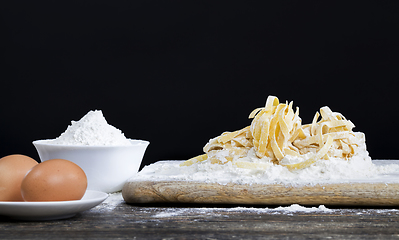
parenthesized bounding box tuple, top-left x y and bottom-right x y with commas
(32, 139, 149, 193)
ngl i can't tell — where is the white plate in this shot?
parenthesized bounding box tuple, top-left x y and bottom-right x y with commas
(0, 190, 108, 221)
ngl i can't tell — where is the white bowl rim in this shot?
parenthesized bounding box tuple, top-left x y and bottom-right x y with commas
(32, 139, 150, 148)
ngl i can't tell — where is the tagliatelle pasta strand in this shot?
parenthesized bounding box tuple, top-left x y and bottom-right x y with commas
(179, 154, 208, 167)
(180, 96, 363, 171)
(233, 161, 271, 170)
(282, 135, 333, 171)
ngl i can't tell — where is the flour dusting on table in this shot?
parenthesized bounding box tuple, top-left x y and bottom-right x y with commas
(152, 204, 333, 218)
(93, 192, 124, 211)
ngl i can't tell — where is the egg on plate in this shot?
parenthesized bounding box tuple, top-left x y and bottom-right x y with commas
(21, 159, 87, 201)
(0, 154, 38, 201)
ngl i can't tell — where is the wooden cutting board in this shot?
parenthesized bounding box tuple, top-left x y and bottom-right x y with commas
(122, 160, 399, 206)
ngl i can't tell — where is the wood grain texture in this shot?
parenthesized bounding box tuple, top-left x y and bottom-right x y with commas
(122, 180, 399, 206)
(2, 196, 399, 240)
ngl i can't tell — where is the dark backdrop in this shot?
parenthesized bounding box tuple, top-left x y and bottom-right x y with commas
(1, 1, 399, 168)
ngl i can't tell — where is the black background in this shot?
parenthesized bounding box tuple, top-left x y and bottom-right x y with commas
(1, 1, 399, 168)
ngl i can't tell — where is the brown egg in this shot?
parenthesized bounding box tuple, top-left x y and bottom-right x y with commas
(21, 159, 87, 202)
(0, 154, 38, 201)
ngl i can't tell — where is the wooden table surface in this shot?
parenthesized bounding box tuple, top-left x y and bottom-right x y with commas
(1, 192, 398, 240)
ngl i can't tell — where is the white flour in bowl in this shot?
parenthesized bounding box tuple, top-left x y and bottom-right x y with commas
(49, 110, 132, 146)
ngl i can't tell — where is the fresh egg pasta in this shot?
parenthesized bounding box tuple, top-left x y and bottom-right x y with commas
(181, 96, 365, 171)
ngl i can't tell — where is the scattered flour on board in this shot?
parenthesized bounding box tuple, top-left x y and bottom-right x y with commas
(49, 110, 132, 146)
(129, 159, 399, 186)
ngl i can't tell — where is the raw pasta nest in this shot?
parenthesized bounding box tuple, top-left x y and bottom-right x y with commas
(181, 96, 365, 171)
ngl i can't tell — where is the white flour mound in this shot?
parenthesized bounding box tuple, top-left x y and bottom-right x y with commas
(49, 110, 132, 146)
(131, 159, 399, 186)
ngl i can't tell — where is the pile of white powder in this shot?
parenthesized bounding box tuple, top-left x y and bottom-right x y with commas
(49, 110, 132, 146)
(130, 159, 399, 186)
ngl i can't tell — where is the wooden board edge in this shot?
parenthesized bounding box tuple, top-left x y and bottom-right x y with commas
(122, 180, 399, 206)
